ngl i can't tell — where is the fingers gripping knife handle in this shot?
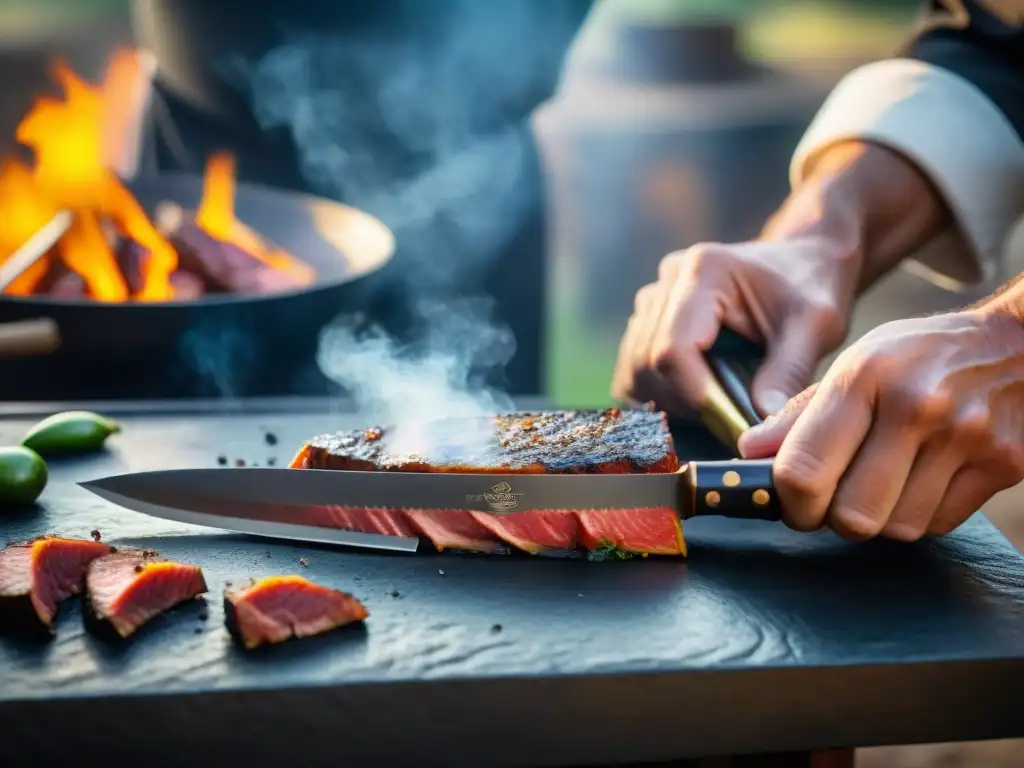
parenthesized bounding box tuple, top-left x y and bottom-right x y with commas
(685, 458, 781, 521)
(693, 328, 780, 521)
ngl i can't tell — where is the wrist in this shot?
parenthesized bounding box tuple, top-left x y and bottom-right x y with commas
(758, 178, 866, 311)
(765, 141, 949, 295)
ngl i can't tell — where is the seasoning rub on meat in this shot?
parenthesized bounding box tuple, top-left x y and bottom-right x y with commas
(287, 408, 687, 557)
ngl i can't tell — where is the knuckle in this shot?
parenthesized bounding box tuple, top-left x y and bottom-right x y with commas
(830, 505, 886, 541)
(884, 384, 954, 429)
(657, 252, 683, 282)
(985, 440, 1024, 481)
(633, 282, 658, 314)
(675, 242, 726, 279)
(951, 406, 993, 446)
(773, 449, 833, 505)
(801, 296, 848, 340)
(881, 520, 927, 543)
(648, 342, 680, 375)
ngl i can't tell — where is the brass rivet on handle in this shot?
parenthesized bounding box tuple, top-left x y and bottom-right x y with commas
(722, 470, 740, 487)
(705, 491, 721, 508)
(752, 489, 770, 507)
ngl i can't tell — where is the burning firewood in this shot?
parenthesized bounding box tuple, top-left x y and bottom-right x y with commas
(0, 53, 317, 303)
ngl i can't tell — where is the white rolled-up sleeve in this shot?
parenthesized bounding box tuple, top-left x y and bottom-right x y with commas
(790, 58, 1024, 289)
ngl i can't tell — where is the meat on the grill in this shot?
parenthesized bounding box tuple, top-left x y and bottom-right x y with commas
(287, 408, 687, 556)
(85, 549, 207, 638)
(114, 237, 146, 295)
(0, 536, 113, 633)
(224, 575, 369, 650)
(157, 202, 304, 295)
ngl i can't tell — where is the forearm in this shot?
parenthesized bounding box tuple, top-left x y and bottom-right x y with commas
(760, 140, 950, 295)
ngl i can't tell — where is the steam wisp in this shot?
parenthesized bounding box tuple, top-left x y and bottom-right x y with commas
(316, 296, 517, 459)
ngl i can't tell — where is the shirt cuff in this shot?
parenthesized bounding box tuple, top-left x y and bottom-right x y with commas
(791, 58, 1024, 289)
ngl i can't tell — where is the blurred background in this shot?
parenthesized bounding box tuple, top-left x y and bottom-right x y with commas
(0, 1, 1020, 764)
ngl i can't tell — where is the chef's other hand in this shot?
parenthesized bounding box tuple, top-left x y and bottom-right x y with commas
(611, 237, 857, 417)
(612, 141, 949, 418)
(739, 308, 1024, 542)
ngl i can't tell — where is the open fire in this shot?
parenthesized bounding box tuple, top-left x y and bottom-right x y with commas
(0, 49, 316, 303)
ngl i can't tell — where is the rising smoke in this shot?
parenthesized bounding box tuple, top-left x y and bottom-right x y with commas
(210, 2, 586, 421)
(316, 296, 516, 455)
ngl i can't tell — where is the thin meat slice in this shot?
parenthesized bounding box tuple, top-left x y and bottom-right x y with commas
(405, 509, 503, 553)
(577, 508, 687, 556)
(224, 575, 368, 650)
(85, 549, 207, 638)
(0, 536, 113, 632)
(304, 505, 418, 538)
(471, 509, 579, 553)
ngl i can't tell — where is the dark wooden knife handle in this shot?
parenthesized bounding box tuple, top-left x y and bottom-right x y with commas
(685, 458, 781, 521)
(699, 328, 765, 454)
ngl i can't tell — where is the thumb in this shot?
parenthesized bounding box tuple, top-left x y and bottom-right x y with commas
(752, 318, 822, 416)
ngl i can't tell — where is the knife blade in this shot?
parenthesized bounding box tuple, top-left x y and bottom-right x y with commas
(79, 459, 779, 553)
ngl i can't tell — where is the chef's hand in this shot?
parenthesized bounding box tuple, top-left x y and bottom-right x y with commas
(612, 141, 949, 417)
(611, 237, 858, 416)
(738, 308, 1024, 541)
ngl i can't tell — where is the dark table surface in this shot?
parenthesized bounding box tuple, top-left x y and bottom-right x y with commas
(1, 397, 1024, 767)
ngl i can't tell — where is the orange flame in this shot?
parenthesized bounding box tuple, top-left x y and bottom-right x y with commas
(0, 49, 316, 302)
(16, 53, 177, 300)
(197, 152, 315, 284)
(0, 160, 58, 295)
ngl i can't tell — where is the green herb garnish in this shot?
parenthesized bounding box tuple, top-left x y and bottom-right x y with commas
(587, 541, 636, 562)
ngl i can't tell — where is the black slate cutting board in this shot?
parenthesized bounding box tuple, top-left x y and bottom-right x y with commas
(1, 400, 1024, 767)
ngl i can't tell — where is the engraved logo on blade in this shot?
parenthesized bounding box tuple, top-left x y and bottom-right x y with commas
(465, 481, 524, 514)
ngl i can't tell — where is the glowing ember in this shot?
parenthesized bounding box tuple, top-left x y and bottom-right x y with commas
(0, 49, 316, 302)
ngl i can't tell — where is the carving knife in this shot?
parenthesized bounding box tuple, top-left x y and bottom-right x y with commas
(79, 458, 779, 553)
(79, 328, 778, 553)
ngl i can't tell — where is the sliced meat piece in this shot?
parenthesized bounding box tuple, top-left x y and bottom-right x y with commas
(85, 549, 207, 638)
(224, 575, 368, 650)
(0, 536, 113, 632)
(471, 509, 579, 554)
(291, 408, 679, 475)
(303, 505, 418, 538)
(577, 508, 687, 556)
(405, 509, 502, 553)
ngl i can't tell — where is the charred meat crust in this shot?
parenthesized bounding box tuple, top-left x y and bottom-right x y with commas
(283, 409, 688, 557)
(290, 408, 680, 474)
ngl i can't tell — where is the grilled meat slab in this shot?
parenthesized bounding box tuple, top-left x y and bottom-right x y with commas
(286, 408, 688, 557)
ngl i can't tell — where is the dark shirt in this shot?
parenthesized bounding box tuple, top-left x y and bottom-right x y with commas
(905, 1, 1024, 138)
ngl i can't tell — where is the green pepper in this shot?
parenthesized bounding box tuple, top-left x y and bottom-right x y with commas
(21, 410, 121, 457)
(0, 446, 47, 506)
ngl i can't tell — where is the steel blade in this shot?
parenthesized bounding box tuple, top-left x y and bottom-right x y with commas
(81, 466, 683, 516)
(82, 480, 421, 553)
